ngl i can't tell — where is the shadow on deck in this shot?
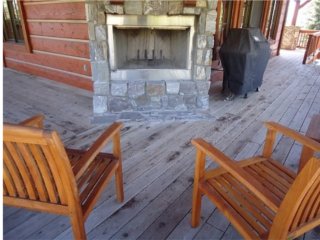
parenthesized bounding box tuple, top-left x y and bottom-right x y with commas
(3, 50, 320, 239)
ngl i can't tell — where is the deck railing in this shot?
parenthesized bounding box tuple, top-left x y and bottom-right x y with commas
(297, 29, 319, 48)
(302, 31, 320, 64)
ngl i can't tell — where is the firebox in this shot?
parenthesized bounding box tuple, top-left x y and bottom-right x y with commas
(107, 15, 195, 81)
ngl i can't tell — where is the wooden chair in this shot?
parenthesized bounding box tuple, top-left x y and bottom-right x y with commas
(3, 115, 124, 239)
(191, 121, 320, 239)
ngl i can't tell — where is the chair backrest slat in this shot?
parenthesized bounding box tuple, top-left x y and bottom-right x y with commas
(4, 141, 37, 200)
(3, 124, 76, 207)
(290, 176, 320, 230)
(269, 157, 320, 239)
(29, 144, 58, 203)
(3, 144, 27, 198)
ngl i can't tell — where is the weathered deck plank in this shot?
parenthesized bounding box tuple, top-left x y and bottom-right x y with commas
(3, 50, 320, 239)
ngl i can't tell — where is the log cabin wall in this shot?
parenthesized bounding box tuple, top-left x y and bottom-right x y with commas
(3, 0, 92, 91)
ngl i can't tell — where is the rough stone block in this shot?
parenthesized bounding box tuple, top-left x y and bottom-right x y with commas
(204, 49, 212, 65)
(205, 66, 212, 81)
(197, 95, 209, 109)
(195, 66, 206, 80)
(180, 81, 197, 95)
(105, 2, 124, 14)
(196, 49, 203, 65)
(95, 25, 107, 41)
(208, 0, 218, 10)
(97, 11, 106, 25)
(91, 61, 109, 82)
(146, 81, 165, 96)
(111, 82, 128, 96)
(198, 12, 206, 34)
(88, 23, 96, 41)
(167, 95, 185, 110)
(166, 81, 180, 94)
(86, 3, 97, 22)
(184, 95, 197, 109)
(161, 95, 168, 108)
(128, 81, 145, 97)
(124, 0, 143, 14)
(168, 1, 183, 15)
(93, 95, 108, 114)
(196, 81, 210, 94)
(101, 41, 108, 60)
(150, 96, 162, 109)
(183, 7, 196, 15)
(205, 10, 217, 33)
(197, 35, 207, 49)
(90, 41, 105, 61)
(196, 0, 207, 8)
(207, 35, 215, 48)
(144, 0, 168, 15)
(134, 95, 150, 109)
(109, 97, 131, 112)
(94, 81, 109, 95)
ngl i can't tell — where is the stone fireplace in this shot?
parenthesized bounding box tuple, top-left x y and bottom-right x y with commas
(86, 0, 217, 121)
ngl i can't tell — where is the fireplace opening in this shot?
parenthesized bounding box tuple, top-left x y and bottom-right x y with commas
(114, 27, 190, 70)
(107, 15, 195, 80)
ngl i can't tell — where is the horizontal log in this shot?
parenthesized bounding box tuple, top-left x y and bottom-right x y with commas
(4, 50, 91, 76)
(30, 37, 90, 59)
(24, 2, 86, 20)
(28, 22, 88, 40)
(5, 59, 93, 91)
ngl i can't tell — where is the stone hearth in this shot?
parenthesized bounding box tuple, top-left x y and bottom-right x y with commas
(86, 0, 217, 121)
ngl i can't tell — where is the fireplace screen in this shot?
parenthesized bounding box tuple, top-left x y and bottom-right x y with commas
(107, 15, 195, 81)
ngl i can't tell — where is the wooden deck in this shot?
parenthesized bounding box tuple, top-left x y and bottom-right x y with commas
(3, 49, 320, 240)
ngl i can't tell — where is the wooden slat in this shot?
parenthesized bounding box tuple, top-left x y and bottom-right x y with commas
(3, 197, 69, 215)
(82, 161, 118, 220)
(207, 179, 264, 236)
(16, 143, 48, 202)
(29, 144, 58, 203)
(3, 164, 17, 197)
(246, 166, 286, 200)
(306, 181, 320, 220)
(192, 139, 280, 212)
(41, 145, 67, 205)
(30, 37, 90, 58)
(223, 174, 275, 221)
(204, 157, 266, 180)
(5, 142, 37, 200)
(254, 163, 292, 189)
(299, 178, 320, 225)
(269, 158, 320, 239)
(4, 59, 93, 91)
(262, 160, 295, 183)
(218, 176, 272, 230)
(3, 144, 27, 198)
(28, 22, 88, 40)
(4, 50, 91, 76)
(24, 2, 86, 20)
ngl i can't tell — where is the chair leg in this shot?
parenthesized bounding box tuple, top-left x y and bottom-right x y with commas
(115, 161, 124, 202)
(70, 213, 86, 240)
(191, 183, 202, 227)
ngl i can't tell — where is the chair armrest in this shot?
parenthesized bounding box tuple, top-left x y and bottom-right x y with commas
(264, 122, 320, 152)
(19, 114, 45, 128)
(74, 122, 123, 180)
(192, 138, 280, 212)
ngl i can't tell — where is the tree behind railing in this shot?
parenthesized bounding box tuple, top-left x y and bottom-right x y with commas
(302, 31, 320, 64)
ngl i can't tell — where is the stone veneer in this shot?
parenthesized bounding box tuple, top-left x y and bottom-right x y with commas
(86, 0, 217, 121)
